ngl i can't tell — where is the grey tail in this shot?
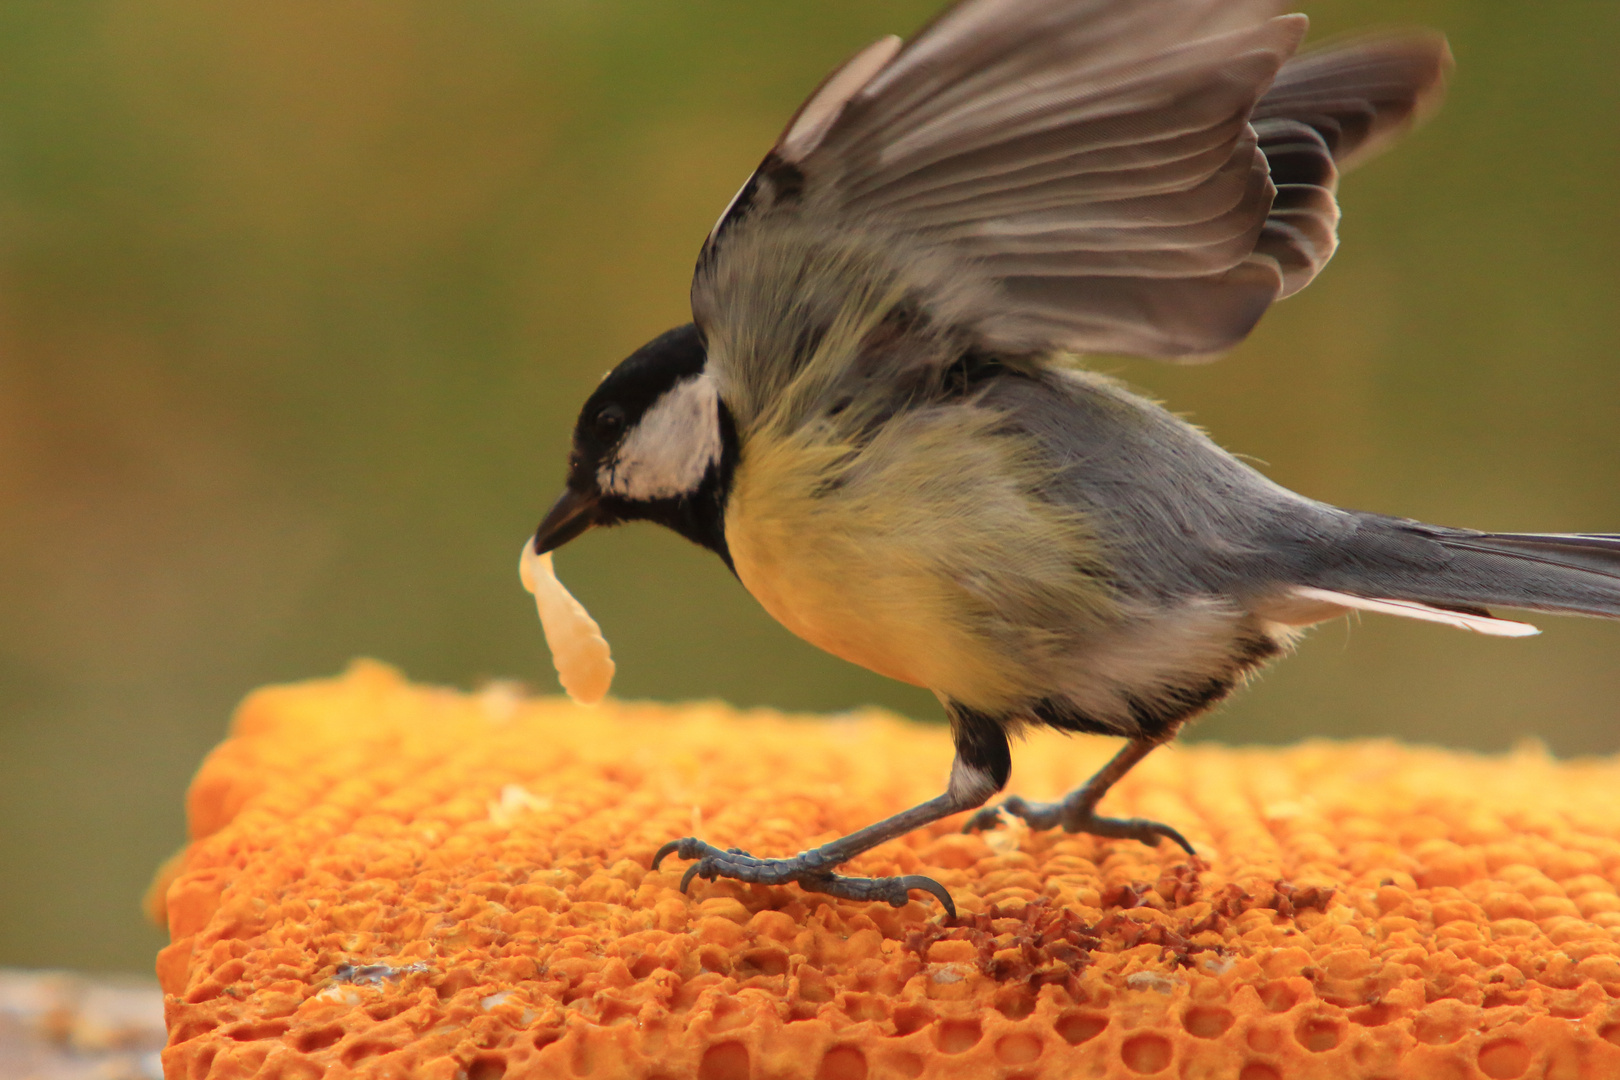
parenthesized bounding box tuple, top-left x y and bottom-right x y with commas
(1315, 518, 1620, 620)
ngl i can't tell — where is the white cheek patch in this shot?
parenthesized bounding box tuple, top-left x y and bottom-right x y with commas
(598, 373, 722, 501)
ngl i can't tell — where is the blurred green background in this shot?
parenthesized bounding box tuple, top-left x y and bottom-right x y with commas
(0, 0, 1615, 974)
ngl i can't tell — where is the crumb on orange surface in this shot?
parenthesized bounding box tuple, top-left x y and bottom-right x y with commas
(157, 660, 1620, 1079)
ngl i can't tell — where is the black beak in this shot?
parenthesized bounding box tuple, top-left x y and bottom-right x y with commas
(531, 488, 601, 554)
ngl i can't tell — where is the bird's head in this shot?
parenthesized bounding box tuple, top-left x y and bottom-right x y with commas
(531, 323, 737, 566)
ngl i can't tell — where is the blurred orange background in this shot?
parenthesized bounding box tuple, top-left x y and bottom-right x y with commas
(0, 0, 1615, 973)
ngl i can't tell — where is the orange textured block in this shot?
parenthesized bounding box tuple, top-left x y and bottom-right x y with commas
(157, 661, 1620, 1080)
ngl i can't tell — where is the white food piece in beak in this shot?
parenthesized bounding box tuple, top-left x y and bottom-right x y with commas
(519, 543, 615, 705)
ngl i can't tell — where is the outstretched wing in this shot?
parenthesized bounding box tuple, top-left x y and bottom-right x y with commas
(1250, 31, 1451, 298)
(692, 0, 1448, 364)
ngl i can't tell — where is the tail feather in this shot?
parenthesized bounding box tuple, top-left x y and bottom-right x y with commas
(1443, 533, 1620, 585)
(1290, 520, 1620, 626)
(1428, 531, 1620, 618)
(1288, 586, 1541, 637)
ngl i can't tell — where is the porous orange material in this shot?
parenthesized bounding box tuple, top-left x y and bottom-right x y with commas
(156, 661, 1620, 1079)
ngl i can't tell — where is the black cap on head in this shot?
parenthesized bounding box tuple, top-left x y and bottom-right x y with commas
(571, 323, 708, 471)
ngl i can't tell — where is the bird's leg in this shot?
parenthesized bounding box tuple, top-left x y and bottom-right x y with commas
(653, 793, 972, 917)
(962, 738, 1195, 855)
(653, 706, 1013, 920)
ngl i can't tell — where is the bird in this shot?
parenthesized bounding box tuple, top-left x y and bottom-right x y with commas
(527, 0, 1620, 920)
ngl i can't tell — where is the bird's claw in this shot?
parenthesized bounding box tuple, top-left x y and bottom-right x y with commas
(652, 836, 957, 920)
(1076, 814, 1194, 854)
(960, 805, 1004, 833)
(961, 793, 1061, 833)
(964, 798, 1195, 856)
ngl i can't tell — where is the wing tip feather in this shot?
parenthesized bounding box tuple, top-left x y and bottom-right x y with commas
(779, 35, 904, 162)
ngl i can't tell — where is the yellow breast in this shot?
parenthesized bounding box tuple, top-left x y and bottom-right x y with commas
(725, 485, 942, 691)
(723, 412, 1112, 712)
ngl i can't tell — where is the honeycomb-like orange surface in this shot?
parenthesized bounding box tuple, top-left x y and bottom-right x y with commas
(155, 661, 1620, 1079)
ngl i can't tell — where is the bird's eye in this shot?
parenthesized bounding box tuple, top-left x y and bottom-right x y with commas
(593, 405, 626, 439)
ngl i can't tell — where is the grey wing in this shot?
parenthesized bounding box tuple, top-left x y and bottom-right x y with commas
(986, 367, 1347, 600)
(692, 0, 1449, 363)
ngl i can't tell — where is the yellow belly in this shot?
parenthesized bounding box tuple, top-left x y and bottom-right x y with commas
(723, 417, 1111, 711)
(726, 507, 936, 690)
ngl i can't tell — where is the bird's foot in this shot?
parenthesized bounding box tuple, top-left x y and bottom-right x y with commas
(962, 794, 1194, 855)
(651, 837, 957, 919)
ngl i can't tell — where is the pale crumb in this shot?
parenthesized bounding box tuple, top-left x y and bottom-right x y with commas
(487, 783, 552, 827)
(519, 544, 615, 705)
(311, 985, 363, 1006)
(1125, 970, 1180, 994)
(475, 680, 523, 724)
(982, 810, 1028, 856)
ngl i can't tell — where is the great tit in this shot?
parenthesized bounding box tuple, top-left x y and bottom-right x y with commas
(529, 0, 1620, 919)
